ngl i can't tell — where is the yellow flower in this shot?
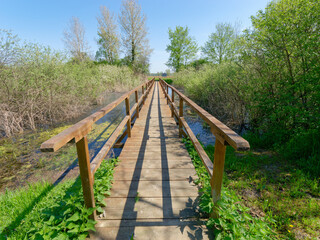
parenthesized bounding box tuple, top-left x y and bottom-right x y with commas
(289, 225, 293, 228)
(288, 230, 291, 233)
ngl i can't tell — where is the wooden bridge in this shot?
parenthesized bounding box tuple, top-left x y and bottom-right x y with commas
(41, 79, 249, 239)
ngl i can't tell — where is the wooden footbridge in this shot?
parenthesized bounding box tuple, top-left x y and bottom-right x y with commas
(41, 79, 249, 239)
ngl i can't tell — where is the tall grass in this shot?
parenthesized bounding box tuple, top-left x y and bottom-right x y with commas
(0, 41, 143, 137)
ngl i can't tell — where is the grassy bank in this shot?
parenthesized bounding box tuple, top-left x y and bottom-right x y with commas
(183, 138, 320, 239)
(0, 158, 119, 239)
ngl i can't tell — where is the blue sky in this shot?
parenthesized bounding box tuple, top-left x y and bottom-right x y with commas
(0, 0, 270, 73)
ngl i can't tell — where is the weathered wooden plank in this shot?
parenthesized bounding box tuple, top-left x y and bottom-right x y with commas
(76, 136, 96, 220)
(90, 115, 130, 174)
(180, 117, 213, 177)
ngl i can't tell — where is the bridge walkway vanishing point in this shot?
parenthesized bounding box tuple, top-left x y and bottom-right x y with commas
(41, 79, 250, 240)
(92, 82, 212, 239)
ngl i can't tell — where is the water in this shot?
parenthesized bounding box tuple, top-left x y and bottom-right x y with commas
(167, 87, 215, 147)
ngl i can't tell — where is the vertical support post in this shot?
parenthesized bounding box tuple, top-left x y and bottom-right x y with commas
(76, 136, 96, 220)
(142, 86, 145, 105)
(179, 98, 183, 137)
(171, 90, 175, 117)
(210, 139, 227, 218)
(166, 85, 169, 104)
(135, 90, 139, 118)
(125, 97, 131, 137)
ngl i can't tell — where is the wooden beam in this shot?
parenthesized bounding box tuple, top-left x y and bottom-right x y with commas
(125, 97, 131, 138)
(180, 117, 213, 177)
(210, 139, 226, 218)
(135, 90, 139, 118)
(76, 136, 96, 220)
(179, 98, 183, 138)
(41, 80, 153, 152)
(160, 80, 250, 151)
(91, 115, 130, 174)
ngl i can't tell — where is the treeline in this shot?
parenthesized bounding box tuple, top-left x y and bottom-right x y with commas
(0, 0, 152, 137)
(167, 0, 320, 175)
(64, 0, 151, 73)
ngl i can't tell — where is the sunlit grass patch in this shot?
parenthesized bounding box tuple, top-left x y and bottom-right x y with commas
(0, 158, 119, 239)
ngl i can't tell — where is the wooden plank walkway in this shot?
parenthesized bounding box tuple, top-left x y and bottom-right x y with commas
(91, 82, 213, 239)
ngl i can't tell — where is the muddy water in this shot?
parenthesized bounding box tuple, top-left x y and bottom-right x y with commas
(167, 87, 216, 146)
(0, 88, 215, 191)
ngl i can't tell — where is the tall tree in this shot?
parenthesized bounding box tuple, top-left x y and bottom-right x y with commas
(96, 6, 119, 63)
(119, 0, 151, 72)
(63, 17, 89, 62)
(202, 23, 238, 64)
(166, 26, 198, 72)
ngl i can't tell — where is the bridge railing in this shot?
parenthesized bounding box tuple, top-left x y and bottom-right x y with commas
(40, 78, 155, 219)
(159, 79, 250, 217)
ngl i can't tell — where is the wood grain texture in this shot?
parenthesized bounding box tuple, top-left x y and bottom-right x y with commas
(76, 136, 96, 220)
(93, 82, 212, 239)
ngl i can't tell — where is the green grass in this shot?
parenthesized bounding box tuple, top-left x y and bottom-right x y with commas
(0, 158, 119, 239)
(183, 138, 275, 239)
(183, 137, 320, 239)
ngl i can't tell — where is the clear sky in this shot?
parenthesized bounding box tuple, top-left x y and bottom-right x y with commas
(0, 0, 270, 73)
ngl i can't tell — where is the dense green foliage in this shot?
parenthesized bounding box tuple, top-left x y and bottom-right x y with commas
(202, 23, 239, 64)
(0, 158, 118, 239)
(184, 136, 320, 238)
(166, 26, 198, 72)
(183, 139, 275, 239)
(0, 31, 142, 137)
(173, 0, 320, 176)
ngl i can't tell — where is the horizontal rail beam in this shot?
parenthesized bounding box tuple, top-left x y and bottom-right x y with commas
(160, 79, 249, 151)
(41, 80, 153, 152)
(90, 115, 130, 174)
(180, 117, 213, 177)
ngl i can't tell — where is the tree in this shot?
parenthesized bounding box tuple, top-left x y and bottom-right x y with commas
(0, 29, 20, 66)
(202, 23, 238, 64)
(166, 26, 198, 72)
(63, 17, 89, 62)
(119, 0, 152, 72)
(96, 6, 119, 64)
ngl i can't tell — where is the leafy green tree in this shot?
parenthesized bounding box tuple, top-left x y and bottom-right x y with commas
(202, 23, 238, 64)
(166, 26, 198, 72)
(96, 6, 120, 64)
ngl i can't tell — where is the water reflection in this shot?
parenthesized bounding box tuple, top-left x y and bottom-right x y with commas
(167, 87, 215, 146)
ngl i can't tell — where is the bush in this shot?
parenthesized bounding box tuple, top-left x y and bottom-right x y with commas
(0, 32, 143, 137)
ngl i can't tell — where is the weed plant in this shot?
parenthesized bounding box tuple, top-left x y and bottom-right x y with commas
(0, 158, 119, 239)
(183, 138, 275, 239)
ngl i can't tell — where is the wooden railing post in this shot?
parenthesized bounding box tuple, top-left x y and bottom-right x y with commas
(210, 138, 227, 218)
(179, 98, 183, 137)
(166, 85, 169, 104)
(76, 136, 96, 220)
(142, 86, 145, 104)
(171, 90, 174, 117)
(125, 97, 131, 137)
(135, 90, 139, 118)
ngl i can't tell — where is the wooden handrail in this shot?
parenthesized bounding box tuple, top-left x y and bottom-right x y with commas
(159, 78, 249, 218)
(160, 79, 249, 151)
(40, 80, 154, 152)
(40, 78, 155, 219)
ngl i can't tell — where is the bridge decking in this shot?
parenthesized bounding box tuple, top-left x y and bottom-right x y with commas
(92, 82, 212, 239)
